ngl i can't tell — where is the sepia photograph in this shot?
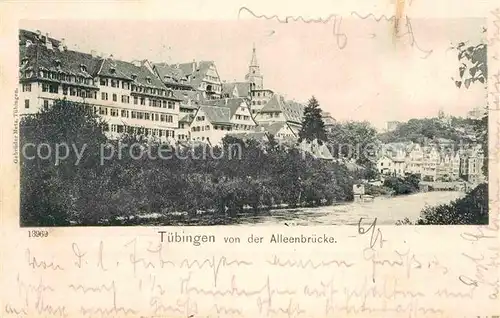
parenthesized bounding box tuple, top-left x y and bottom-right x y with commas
(2, 1, 499, 317)
(18, 17, 488, 227)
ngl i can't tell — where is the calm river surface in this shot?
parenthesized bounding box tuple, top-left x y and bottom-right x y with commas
(235, 191, 465, 226)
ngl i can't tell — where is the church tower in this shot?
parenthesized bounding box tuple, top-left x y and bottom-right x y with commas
(245, 43, 263, 90)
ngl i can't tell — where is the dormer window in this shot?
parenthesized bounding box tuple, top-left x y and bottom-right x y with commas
(55, 59, 61, 67)
(131, 74, 137, 80)
(146, 76, 151, 84)
(80, 64, 87, 73)
(110, 67, 116, 74)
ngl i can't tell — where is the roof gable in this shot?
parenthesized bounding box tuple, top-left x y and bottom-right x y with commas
(98, 59, 165, 89)
(206, 97, 247, 117)
(198, 106, 232, 125)
(260, 94, 285, 113)
(222, 82, 251, 98)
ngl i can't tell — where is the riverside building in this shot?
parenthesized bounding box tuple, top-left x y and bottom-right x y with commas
(19, 29, 181, 142)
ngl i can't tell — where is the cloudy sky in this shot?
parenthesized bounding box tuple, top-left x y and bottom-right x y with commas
(21, 17, 486, 128)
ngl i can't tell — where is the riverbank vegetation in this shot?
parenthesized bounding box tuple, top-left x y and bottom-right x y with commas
(383, 174, 421, 195)
(396, 183, 488, 225)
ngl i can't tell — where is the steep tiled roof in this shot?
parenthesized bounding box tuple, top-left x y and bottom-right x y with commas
(206, 97, 248, 117)
(98, 59, 165, 89)
(154, 63, 184, 79)
(260, 94, 285, 112)
(222, 82, 251, 98)
(20, 29, 61, 49)
(153, 63, 195, 89)
(173, 90, 206, 105)
(283, 100, 305, 123)
(20, 32, 101, 80)
(259, 94, 304, 124)
(198, 106, 232, 125)
(175, 61, 218, 88)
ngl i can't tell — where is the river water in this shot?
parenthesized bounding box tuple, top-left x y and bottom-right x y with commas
(234, 191, 465, 226)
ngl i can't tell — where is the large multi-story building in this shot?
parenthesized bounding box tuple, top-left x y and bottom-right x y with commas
(19, 29, 181, 142)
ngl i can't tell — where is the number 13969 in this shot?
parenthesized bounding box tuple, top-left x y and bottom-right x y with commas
(28, 230, 49, 238)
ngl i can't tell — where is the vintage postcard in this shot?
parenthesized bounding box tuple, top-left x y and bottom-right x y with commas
(0, 0, 499, 317)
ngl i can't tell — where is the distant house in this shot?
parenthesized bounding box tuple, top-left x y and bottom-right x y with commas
(322, 111, 336, 132)
(253, 94, 304, 137)
(377, 156, 393, 175)
(189, 97, 256, 145)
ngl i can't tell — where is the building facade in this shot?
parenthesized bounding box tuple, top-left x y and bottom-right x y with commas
(460, 146, 485, 183)
(19, 30, 181, 143)
(253, 94, 304, 138)
(189, 97, 257, 145)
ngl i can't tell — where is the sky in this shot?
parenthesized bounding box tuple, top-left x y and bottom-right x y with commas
(20, 17, 486, 129)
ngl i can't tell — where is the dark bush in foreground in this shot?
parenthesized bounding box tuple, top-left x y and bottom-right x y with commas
(397, 183, 488, 225)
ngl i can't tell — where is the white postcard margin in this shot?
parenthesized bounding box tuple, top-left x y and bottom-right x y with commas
(0, 1, 499, 317)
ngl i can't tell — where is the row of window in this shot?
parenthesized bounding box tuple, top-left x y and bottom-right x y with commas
(100, 78, 131, 90)
(24, 99, 53, 110)
(22, 84, 32, 92)
(191, 125, 211, 132)
(95, 92, 177, 110)
(36, 71, 175, 97)
(39, 71, 93, 86)
(234, 115, 250, 121)
(191, 125, 232, 132)
(131, 85, 174, 97)
(205, 75, 219, 82)
(251, 100, 266, 106)
(42, 84, 59, 93)
(99, 77, 173, 97)
(261, 113, 281, 118)
(96, 106, 175, 123)
(251, 91, 270, 97)
(232, 125, 253, 131)
(105, 124, 175, 137)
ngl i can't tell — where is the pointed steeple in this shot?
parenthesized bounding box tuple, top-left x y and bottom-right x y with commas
(250, 42, 258, 67)
(246, 43, 263, 90)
